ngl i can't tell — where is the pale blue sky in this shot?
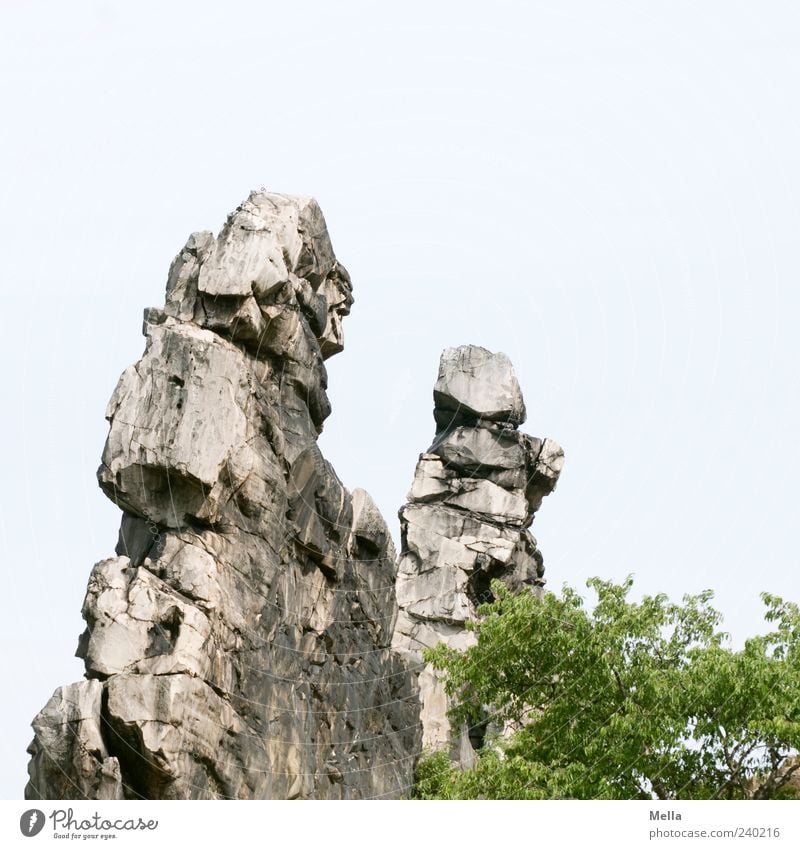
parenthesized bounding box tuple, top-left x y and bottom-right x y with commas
(2, 0, 799, 798)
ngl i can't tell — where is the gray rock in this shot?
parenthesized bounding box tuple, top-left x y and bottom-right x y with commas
(527, 436, 566, 512)
(409, 456, 530, 525)
(393, 345, 563, 760)
(26, 680, 123, 801)
(433, 346, 527, 427)
(430, 424, 529, 472)
(26, 191, 420, 800)
(26, 198, 564, 799)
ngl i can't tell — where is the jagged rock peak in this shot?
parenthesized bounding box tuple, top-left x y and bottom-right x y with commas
(393, 344, 564, 761)
(26, 191, 420, 801)
(163, 191, 353, 361)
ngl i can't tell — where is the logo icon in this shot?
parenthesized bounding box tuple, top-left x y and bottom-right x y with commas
(19, 809, 45, 837)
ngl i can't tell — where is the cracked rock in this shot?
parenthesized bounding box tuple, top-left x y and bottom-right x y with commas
(26, 191, 419, 801)
(392, 345, 563, 763)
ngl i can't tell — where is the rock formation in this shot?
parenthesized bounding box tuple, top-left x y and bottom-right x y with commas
(392, 345, 564, 761)
(25, 192, 420, 800)
(25, 193, 564, 799)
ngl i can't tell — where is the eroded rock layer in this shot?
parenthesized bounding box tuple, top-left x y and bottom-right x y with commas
(392, 345, 563, 761)
(26, 192, 420, 800)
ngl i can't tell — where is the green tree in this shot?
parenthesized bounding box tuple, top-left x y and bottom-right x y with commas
(416, 578, 800, 799)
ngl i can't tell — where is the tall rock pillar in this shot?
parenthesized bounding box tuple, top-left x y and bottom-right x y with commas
(392, 345, 564, 761)
(26, 192, 420, 800)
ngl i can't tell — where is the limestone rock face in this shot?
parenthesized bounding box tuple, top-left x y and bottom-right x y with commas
(392, 345, 563, 759)
(26, 192, 419, 800)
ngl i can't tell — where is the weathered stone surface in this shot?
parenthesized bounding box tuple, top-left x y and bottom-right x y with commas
(393, 345, 563, 760)
(433, 346, 527, 428)
(26, 192, 419, 801)
(26, 195, 565, 799)
(25, 680, 123, 801)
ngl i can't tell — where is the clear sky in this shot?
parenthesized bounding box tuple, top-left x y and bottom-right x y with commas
(2, 0, 799, 799)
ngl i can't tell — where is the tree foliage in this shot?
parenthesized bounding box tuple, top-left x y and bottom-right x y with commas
(416, 578, 800, 799)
